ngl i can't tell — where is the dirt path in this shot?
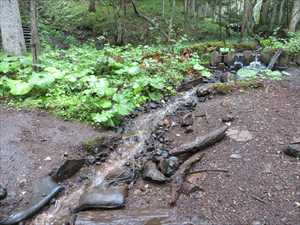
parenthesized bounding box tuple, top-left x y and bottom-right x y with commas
(0, 109, 104, 218)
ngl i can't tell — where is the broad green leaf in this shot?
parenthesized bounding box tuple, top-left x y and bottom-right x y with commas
(237, 68, 258, 79)
(29, 72, 55, 89)
(201, 70, 212, 78)
(193, 64, 205, 71)
(7, 80, 32, 96)
(0, 62, 10, 73)
(45, 67, 65, 79)
(99, 99, 112, 109)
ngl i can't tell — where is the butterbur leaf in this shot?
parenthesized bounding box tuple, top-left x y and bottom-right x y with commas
(45, 67, 65, 79)
(29, 72, 55, 89)
(0, 62, 10, 73)
(92, 112, 111, 123)
(193, 64, 205, 71)
(99, 99, 112, 109)
(148, 92, 161, 101)
(7, 80, 32, 96)
(127, 66, 141, 75)
(114, 103, 132, 116)
(201, 70, 212, 78)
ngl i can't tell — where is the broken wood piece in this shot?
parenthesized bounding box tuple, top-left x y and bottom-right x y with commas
(267, 49, 283, 70)
(170, 125, 228, 156)
(188, 169, 229, 175)
(170, 152, 205, 206)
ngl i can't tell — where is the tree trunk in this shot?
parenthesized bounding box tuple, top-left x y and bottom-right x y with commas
(289, 0, 300, 32)
(279, 0, 286, 26)
(241, 0, 254, 39)
(31, 0, 40, 70)
(0, 0, 26, 56)
(88, 0, 96, 12)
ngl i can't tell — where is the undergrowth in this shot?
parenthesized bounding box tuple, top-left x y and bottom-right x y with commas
(0, 44, 211, 127)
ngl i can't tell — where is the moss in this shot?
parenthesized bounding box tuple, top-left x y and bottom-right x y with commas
(82, 137, 106, 152)
(211, 80, 264, 95)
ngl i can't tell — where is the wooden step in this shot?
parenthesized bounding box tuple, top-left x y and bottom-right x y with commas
(74, 208, 212, 225)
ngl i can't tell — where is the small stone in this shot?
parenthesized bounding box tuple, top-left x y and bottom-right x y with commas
(149, 102, 159, 109)
(230, 153, 242, 159)
(196, 86, 211, 97)
(222, 114, 235, 123)
(158, 156, 179, 177)
(284, 144, 300, 158)
(0, 185, 7, 200)
(227, 128, 253, 142)
(143, 161, 167, 183)
(19, 179, 27, 188)
(291, 137, 300, 144)
(251, 220, 266, 225)
(181, 113, 193, 127)
(184, 126, 194, 134)
(44, 156, 51, 161)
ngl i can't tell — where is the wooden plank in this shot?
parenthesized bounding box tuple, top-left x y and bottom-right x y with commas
(74, 208, 202, 225)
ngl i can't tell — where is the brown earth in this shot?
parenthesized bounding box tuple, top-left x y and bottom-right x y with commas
(0, 108, 106, 218)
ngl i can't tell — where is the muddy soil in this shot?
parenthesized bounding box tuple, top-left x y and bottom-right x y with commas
(0, 108, 105, 218)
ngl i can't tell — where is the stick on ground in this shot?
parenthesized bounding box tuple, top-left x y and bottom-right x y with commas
(170, 152, 205, 206)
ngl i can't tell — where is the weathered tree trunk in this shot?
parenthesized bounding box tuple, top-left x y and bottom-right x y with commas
(0, 0, 26, 55)
(88, 0, 96, 12)
(279, 0, 286, 26)
(241, 0, 254, 38)
(31, 0, 40, 70)
(289, 0, 300, 32)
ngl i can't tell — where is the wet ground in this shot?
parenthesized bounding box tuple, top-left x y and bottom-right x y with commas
(0, 109, 104, 218)
(0, 68, 300, 225)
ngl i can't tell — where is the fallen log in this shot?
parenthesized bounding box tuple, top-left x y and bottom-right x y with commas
(170, 125, 228, 156)
(170, 152, 205, 206)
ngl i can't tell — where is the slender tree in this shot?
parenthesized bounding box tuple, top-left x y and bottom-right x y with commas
(0, 0, 26, 56)
(31, 0, 40, 71)
(289, 0, 300, 32)
(89, 0, 96, 12)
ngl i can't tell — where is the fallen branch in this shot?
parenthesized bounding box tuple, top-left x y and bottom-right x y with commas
(170, 125, 228, 156)
(188, 169, 229, 175)
(131, 0, 170, 42)
(170, 152, 205, 206)
(267, 49, 283, 70)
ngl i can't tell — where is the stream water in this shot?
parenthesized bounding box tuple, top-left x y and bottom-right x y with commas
(33, 83, 201, 224)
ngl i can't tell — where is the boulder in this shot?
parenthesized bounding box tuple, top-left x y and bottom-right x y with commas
(75, 186, 127, 212)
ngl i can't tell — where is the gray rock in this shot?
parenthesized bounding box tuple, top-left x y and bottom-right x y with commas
(51, 159, 85, 182)
(143, 161, 167, 183)
(75, 186, 127, 212)
(181, 113, 193, 127)
(251, 220, 266, 225)
(230, 153, 242, 159)
(222, 114, 235, 123)
(158, 156, 179, 177)
(227, 128, 253, 142)
(0, 185, 7, 200)
(196, 86, 211, 98)
(284, 144, 300, 158)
